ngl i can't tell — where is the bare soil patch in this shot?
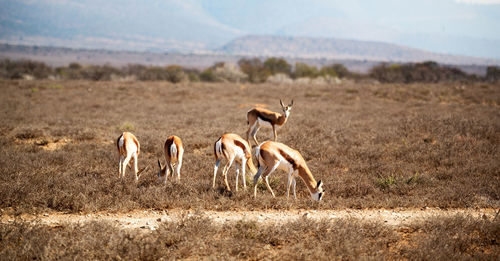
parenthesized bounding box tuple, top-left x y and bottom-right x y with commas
(1, 208, 497, 230)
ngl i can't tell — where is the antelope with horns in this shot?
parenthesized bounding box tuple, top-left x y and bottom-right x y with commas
(213, 133, 257, 191)
(117, 132, 140, 181)
(246, 99, 293, 146)
(253, 141, 324, 201)
(157, 135, 184, 183)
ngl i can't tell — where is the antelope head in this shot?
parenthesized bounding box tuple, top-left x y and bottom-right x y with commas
(280, 99, 293, 118)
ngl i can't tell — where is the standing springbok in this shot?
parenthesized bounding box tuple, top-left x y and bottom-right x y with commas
(213, 133, 257, 191)
(246, 99, 293, 146)
(253, 141, 324, 201)
(157, 135, 184, 183)
(117, 132, 140, 181)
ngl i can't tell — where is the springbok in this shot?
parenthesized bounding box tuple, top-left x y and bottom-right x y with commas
(117, 132, 140, 181)
(246, 99, 293, 146)
(213, 133, 257, 191)
(157, 135, 184, 183)
(253, 141, 324, 201)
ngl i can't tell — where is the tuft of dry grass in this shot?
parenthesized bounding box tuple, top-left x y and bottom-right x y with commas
(0, 79, 499, 213)
(0, 216, 398, 260)
(1, 215, 498, 260)
(399, 215, 500, 260)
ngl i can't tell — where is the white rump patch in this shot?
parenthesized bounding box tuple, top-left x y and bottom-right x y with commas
(118, 136, 125, 149)
(170, 144, 178, 160)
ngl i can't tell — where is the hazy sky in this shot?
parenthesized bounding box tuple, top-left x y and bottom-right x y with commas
(199, 0, 500, 40)
(1, 0, 499, 57)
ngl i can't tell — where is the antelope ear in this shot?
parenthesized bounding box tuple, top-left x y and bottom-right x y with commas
(317, 180, 323, 189)
(280, 99, 285, 108)
(289, 99, 294, 107)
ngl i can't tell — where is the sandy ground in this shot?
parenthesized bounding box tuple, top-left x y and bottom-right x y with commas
(1, 208, 498, 231)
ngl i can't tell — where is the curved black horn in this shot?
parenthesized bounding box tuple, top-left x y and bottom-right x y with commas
(289, 99, 294, 106)
(280, 99, 285, 108)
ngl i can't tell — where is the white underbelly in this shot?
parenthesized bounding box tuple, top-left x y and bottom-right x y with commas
(277, 158, 293, 172)
(234, 147, 246, 161)
(257, 117, 273, 128)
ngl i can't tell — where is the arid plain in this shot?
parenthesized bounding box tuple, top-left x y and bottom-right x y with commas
(0, 79, 499, 259)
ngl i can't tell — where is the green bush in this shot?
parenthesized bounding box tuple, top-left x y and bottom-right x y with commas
(263, 57, 291, 76)
(238, 58, 268, 83)
(320, 63, 350, 78)
(0, 59, 53, 79)
(165, 65, 186, 83)
(485, 66, 500, 82)
(293, 62, 319, 79)
(199, 68, 217, 82)
(370, 61, 471, 83)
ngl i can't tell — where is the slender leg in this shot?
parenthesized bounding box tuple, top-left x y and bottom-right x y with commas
(118, 156, 123, 178)
(241, 158, 247, 190)
(252, 127, 260, 145)
(176, 152, 183, 181)
(272, 125, 277, 141)
(287, 168, 294, 199)
(261, 162, 279, 197)
(133, 152, 138, 182)
(234, 162, 240, 192)
(264, 176, 275, 197)
(253, 166, 266, 198)
(122, 154, 132, 180)
(213, 159, 221, 188)
(222, 157, 235, 191)
(292, 176, 297, 199)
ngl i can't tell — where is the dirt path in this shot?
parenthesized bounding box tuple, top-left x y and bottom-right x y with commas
(1, 208, 497, 231)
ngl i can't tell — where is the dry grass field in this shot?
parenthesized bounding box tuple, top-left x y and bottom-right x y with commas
(1, 214, 499, 259)
(1, 79, 498, 212)
(0, 79, 499, 259)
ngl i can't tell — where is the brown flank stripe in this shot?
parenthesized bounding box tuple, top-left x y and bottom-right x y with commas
(256, 111, 275, 124)
(233, 139, 250, 157)
(278, 149, 298, 169)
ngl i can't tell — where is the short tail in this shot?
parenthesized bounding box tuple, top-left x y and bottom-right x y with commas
(214, 137, 222, 160)
(170, 143, 178, 160)
(116, 134, 123, 154)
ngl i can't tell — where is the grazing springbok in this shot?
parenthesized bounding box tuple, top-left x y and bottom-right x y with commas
(213, 133, 257, 191)
(246, 99, 293, 146)
(253, 141, 324, 201)
(117, 132, 140, 181)
(157, 135, 184, 183)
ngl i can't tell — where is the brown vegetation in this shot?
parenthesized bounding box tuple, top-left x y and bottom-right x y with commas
(5, 58, 494, 84)
(1, 215, 498, 260)
(0, 79, 499, 214)
(370, 61, 477, 83)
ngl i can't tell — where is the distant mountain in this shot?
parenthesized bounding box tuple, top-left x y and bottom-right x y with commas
(275, 16, 500, 60)
(219, 35, 500, 66)
(0, 0, 242, 52)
